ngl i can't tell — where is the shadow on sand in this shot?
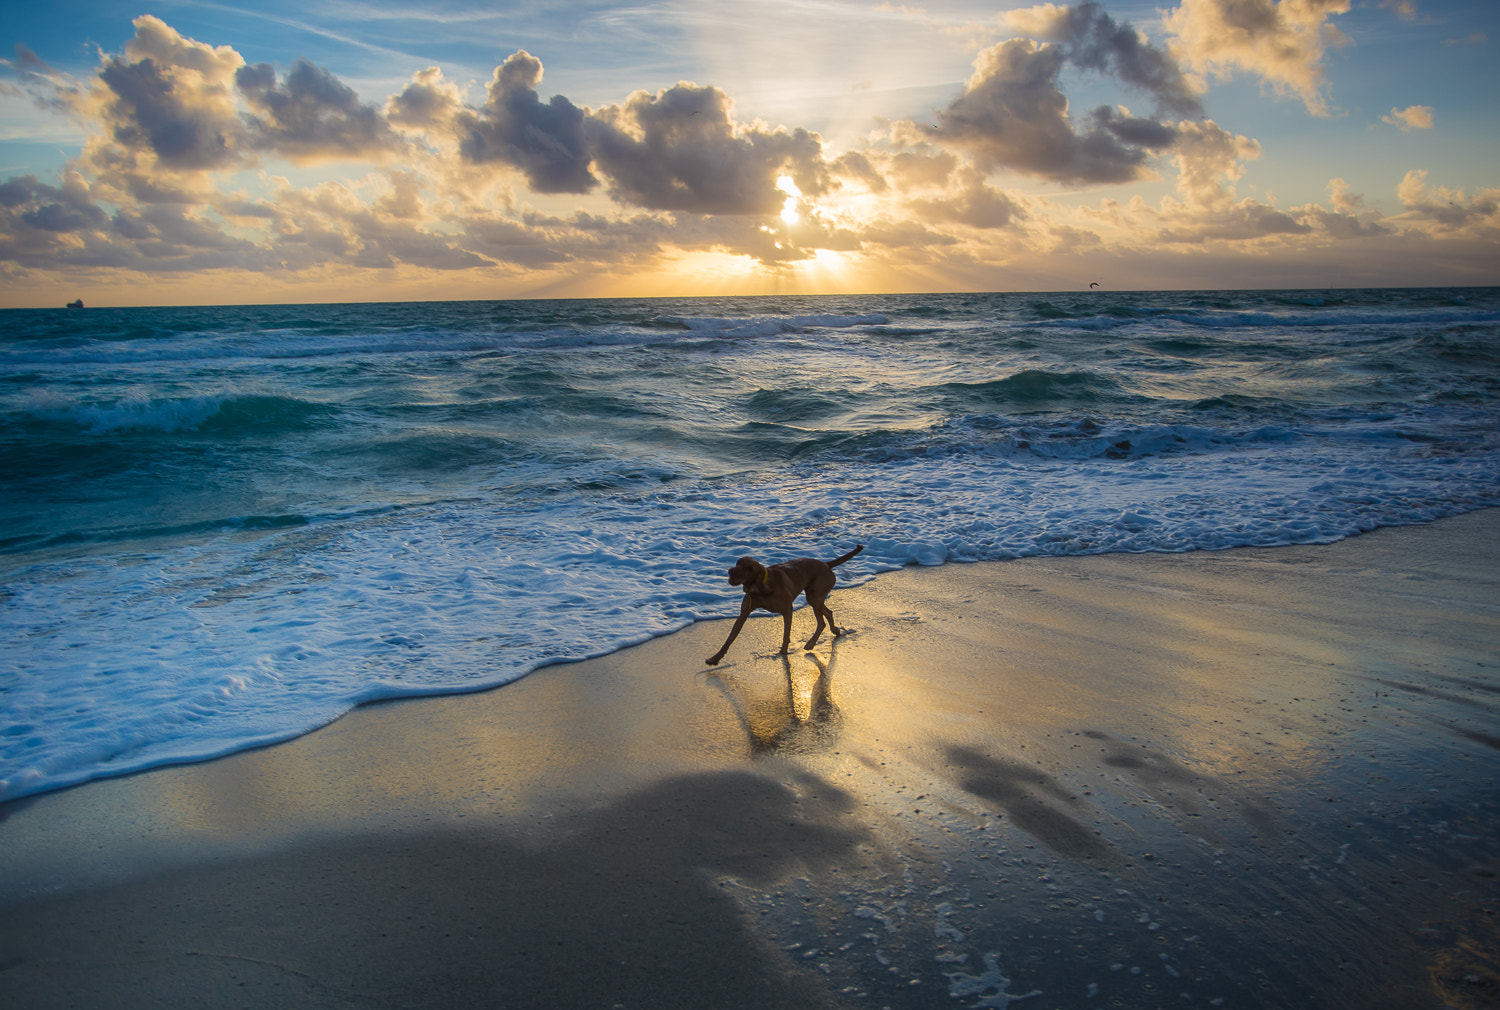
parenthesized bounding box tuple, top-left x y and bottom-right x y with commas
(0, 769, 870, 1009)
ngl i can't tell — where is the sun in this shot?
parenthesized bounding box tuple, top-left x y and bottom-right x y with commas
(777, 175, 801, 225)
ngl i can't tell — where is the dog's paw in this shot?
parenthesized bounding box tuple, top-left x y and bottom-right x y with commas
(705, 655, 723, 666)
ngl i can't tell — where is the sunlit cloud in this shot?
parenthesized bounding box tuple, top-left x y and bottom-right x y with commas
(1163, 0, 1353, 116)
(1381, 105, 1434, 130)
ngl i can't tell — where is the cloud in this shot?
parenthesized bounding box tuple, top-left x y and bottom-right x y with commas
(92, 17, 246, 171)
(2, 43, 55, 80)
(236, 59, 406, 162)
(1163, 0, 1352, 116)
(386, 67, 463, 132)
(887, 151, 959, 190)
(1300, 179, 1408, 245)
(1396, 169, 1500, 232)
(924, 38, 1179, 185)
(0, 172, 107, 233)
(1003, 0, 1203, 117)
(1169, 119, 1261, 210)
(0, 43, 78, 114)
(1050, 118, 1385, 248)
(454, 50, 596, 195)
(908, 167, 1025, 229)
(587, 83, 831, 215)
(1326, 176, 1362, 214)
(1143, 120, 1314, 243)
(829, 151, 887, 193)
(1381, 105, 1433, 131)
(917, 3, 1197, 186)
(857, 217, 960, 249)
(0, 167, 275, 272)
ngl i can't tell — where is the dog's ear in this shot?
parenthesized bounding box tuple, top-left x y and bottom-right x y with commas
(727, 556, 761, 586)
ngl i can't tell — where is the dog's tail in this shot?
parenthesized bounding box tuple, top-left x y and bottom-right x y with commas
(825, 544, 864, 569)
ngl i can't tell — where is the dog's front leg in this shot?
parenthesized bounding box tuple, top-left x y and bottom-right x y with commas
(778, 607, 794, 654)
(707, 596, 755, 665)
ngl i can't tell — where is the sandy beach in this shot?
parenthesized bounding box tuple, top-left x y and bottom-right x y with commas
(2, 510, 1497, 1009)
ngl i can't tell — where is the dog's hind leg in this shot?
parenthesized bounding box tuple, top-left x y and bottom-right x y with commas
(804, 606, 827, 650)
(826, 602, 846, 638)
(803, 589, 838, 650)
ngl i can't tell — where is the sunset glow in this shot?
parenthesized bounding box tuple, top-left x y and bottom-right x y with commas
(0, 1, 1496, 306)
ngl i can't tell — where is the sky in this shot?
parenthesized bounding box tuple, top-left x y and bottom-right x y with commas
(0, 0, 1496, 306)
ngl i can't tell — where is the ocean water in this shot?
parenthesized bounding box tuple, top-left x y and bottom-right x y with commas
(2, 288, 1497, 803)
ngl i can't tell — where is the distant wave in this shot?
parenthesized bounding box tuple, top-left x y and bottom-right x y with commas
(656, 313, 888, 338)
(940, 370, 1136, 407)
(1035, 305, 1500, 332)
(15, 390, 339, 435)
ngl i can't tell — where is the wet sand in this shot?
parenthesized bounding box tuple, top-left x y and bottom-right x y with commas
(2, 510, 1498, 1009)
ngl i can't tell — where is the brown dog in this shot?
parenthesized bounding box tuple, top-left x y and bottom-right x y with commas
(705, 545, 863, 665)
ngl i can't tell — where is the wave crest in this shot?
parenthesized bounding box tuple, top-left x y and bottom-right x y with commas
(18, 391, 338, 435)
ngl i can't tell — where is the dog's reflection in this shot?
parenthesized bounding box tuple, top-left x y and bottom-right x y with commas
(707, 646, 842, 756)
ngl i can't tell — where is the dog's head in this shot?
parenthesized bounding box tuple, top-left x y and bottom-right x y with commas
(727, 556, 764, 587)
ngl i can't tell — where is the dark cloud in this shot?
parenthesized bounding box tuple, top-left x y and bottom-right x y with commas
(0, 176, 36, 207)
(831, 151, 887, 192)
(1397, 171, 1500, 231)
(98, 56, 239, 170)
(456, 50, 596, 194)
(858, 219, 960, 248)
(7, 44, 54, 76)
(23, 201, 104, 232)
(1041, 1, 1204, 118)
(237, 59, 404, 161)
(1090, 105, 1177, 150)
(468, 210, 676, 268)
(1, 44, 57, 86)
(135, 204, 251, 250)
(0, 172, 279, 272)
(911, 170, 1024, 230)
(0, 175, 108, 232)
(1157, 202, 1313, 242)
(1300, 206, 1390, 238)
(587, 83, 830, 215)
(111, 209, 155, 239)
(463, 215, 579, 266)
(932, 38, 1175, 185)
(264, 185, 493, 271)
(921, 2, 1200, 185)
(0, 43, 79, 114)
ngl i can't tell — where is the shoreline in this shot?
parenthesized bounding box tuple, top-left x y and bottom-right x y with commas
(2, 510, 1498, 1008)
(4, 510, 1494, 812)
